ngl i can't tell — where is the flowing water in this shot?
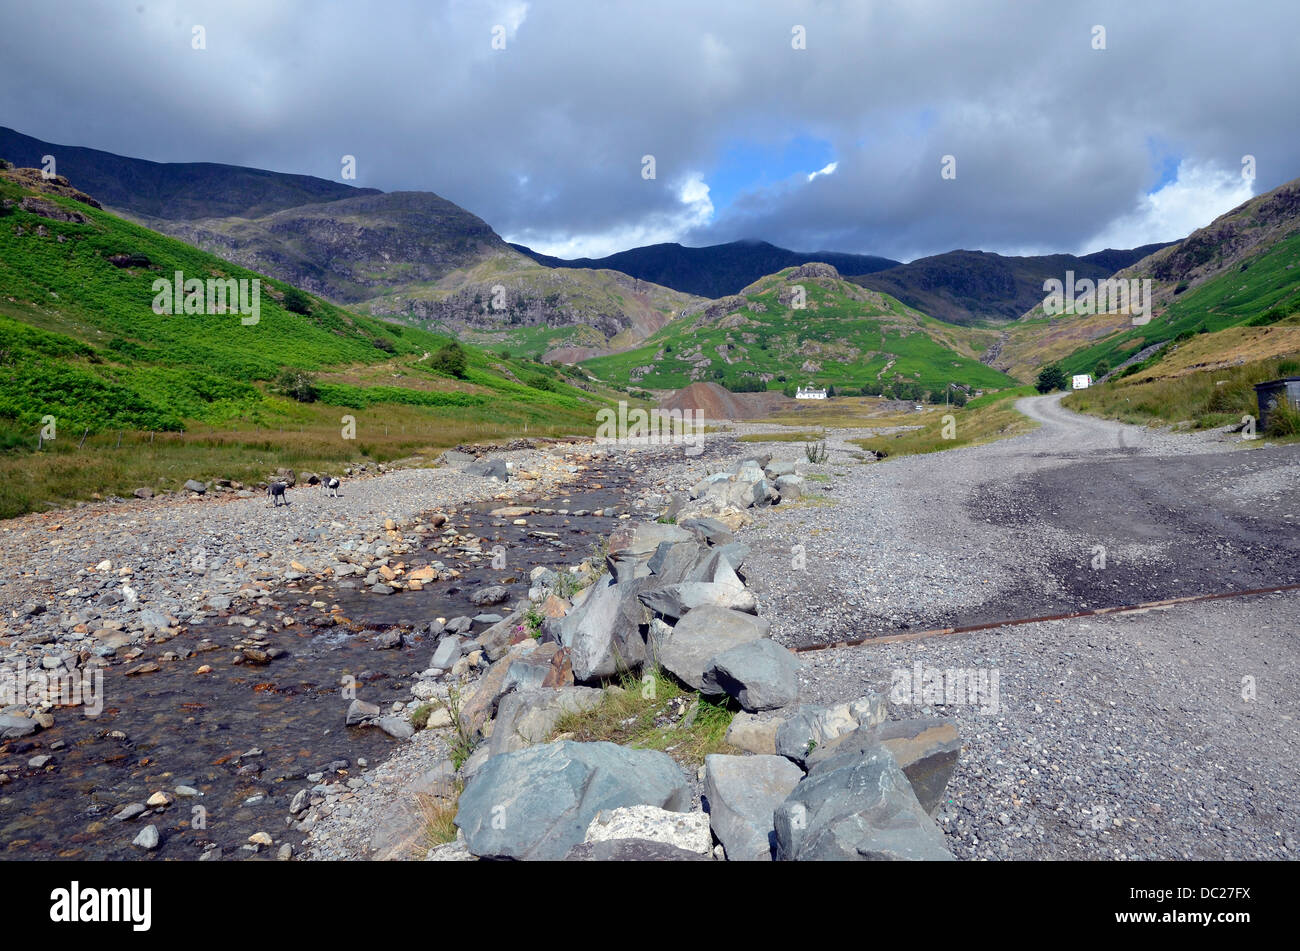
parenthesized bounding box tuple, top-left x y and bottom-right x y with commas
(0, 461, 642, 860)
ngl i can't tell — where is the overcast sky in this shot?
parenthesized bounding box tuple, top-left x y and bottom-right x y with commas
(3, 0, 1297, 261)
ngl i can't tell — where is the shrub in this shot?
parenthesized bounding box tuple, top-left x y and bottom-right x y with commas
(282, 287, 312, 315)
(430, 342, 468, 378)
(1266, 401, 1300, 437)
(1035, 363, 1068, 393)
(275, 370, 320, 403)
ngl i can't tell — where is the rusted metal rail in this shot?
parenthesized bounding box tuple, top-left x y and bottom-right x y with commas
(791, 583, 1300, 653)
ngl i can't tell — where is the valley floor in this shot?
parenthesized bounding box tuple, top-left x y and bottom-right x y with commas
(2, 396, 1295, 860)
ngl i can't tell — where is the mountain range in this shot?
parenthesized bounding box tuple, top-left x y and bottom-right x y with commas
(3, 125, 1295, 404)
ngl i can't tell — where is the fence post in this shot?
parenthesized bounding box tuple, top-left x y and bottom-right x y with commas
(78, 428, 89, 450)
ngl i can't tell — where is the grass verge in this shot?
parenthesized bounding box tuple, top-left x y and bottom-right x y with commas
(851, 392, 1037, 459)
(1062, 353, 1300, 434)
(550, 666, 737, 768)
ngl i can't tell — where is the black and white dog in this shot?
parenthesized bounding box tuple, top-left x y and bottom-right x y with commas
(267, 481, 289, 506)
(322, 476, 341, 498)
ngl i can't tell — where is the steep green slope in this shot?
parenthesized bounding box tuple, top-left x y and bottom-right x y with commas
(998, 176, 1300, 380)
(579, 263, 1017, 395)
(1056, 228, 1300, 378)
(0, 169, 607, 440)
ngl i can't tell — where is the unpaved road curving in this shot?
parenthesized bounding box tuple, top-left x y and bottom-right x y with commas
(741, 394, 1300, 859)
(744, 393, 1300, 644)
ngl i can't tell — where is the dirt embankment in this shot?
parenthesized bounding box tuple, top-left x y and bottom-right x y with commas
(659, 381, 793, 420)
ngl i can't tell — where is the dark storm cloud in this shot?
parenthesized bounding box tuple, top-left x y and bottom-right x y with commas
(2, 0, 1296, 260)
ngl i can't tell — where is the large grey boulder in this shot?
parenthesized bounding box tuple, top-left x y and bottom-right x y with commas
(550, 573, 651, 681)
(806, 718, 961, 815)
(703, 754, 803, 862)
(774, 474, 804, 499)
(652, 605, 770, 692)
(775, 695, 887, 766)
(646, 539, 703, 585)
(638, 580, 756, 619)
(487, 686, 604, 756)
(773, 744, 954, 861)
(764, 461, 798, 479)
(455, 741, 690, 860)
(702, 638, 800, 711)
(466, 458, 508, 481)
(677, 517, 734, 547)
(605, 522, 693, 582)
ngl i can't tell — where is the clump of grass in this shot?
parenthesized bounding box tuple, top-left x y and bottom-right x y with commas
(415, 780, 465, 851)
(550, 666, 737, 767)
(408, 703, 434, 730)
(1266, 400, 1300, 437)
(804, 438, 829, 463)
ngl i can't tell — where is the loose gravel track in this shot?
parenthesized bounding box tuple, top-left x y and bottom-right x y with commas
(739, 394, 1300, 859)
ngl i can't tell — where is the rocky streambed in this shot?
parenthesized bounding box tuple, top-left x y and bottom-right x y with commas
(1, 442, 735, 860)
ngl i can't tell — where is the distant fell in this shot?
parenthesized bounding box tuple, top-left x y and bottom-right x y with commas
(509, 238, 900, 298)
(0, 126, 379, 220)
(848, 244, 1172, 326)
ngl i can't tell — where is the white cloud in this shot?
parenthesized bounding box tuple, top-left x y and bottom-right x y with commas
(1082, 160, 1254, 252)
(511, 173, 714, 258)
(807, 161, 838, 182)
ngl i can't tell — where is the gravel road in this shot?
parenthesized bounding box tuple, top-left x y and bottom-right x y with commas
(738, 393, 1300, 859)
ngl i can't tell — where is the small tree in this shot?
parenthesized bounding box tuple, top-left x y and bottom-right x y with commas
(1094, 359, 1111, 379)
(276, 370, 319, 403)
(431, 342, 468, 378)
(282, 287, 312, 315)
(1035, 363, 1068, 393)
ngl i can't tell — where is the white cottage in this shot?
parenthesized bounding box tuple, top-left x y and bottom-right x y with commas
(795, 385, 828, 399)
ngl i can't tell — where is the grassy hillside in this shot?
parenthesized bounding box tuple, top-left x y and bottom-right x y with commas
(360, 255, 700, 360)
(578, 264, 1018, 397)
(998, 177, 1300, 380)
(0, 168, 616, 516)
(1054, 230, 1300, 379)
(1061, 340, 1300, 435)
